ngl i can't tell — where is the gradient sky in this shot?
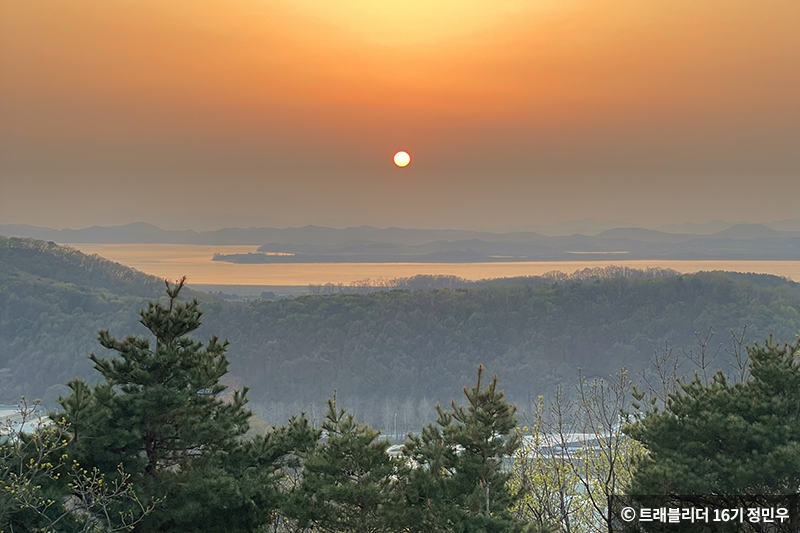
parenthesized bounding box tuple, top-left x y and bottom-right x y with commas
(1, 0, 798, 230)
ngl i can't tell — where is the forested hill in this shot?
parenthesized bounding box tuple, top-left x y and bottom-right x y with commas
(204, 273, 800, 424)
(4, 236, 800, 431)
(0, 237, 169, 401)
(0, 236, 163, 297)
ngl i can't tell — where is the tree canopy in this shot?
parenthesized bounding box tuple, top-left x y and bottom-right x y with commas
(56, 279, 265, 532)
(625, 337, 800, 532)
(402, 365, 526, 533)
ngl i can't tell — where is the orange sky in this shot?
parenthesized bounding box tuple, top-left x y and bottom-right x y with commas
(1, 0, 799, 230)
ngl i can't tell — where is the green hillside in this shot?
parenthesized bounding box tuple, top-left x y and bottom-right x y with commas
(207, 272, 800, 425)
(0, 237, 164, 400)
(3, 236, 800, 432)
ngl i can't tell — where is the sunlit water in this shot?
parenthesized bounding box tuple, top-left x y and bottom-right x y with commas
(67, 244, 800, 286)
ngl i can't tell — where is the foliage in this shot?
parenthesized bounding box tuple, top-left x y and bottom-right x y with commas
(510, 372, 645, 533)
(9, 237, 800, 531)
(285, 397, 402, 533)
(1, 398, 153, 532)
(625, 337, 800, 532)
(573, 370, 645, 533)
(0, 237, 166, 402)
(56, 279, 260, 532)
(208, 270, 800, 426)
(5, 236, 800, 428)
(401, 365, 527, 533)
(510, 394, 584, 533)
(1, 398, 69, 531)
(0, 237, 162, 298)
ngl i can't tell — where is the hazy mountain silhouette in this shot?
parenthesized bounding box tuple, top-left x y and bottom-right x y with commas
(5, 221, 800, 261)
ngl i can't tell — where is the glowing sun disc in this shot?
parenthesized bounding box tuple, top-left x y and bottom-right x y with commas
(393, 151, 411, 167)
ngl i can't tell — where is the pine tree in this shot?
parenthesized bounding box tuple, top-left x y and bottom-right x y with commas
(625, 336, 800, 532)
(286, 396, 405, 533)
(2, 399, 156, 532)
(402, 365, 526, 533)
(57, 278, 259, 532)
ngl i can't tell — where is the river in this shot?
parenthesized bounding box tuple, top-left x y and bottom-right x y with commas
(66, 243, 800, 286)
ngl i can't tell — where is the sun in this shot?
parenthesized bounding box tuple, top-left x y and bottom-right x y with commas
(393, 151, 411, 167)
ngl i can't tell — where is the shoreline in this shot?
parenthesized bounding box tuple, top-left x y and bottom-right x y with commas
(64, 243, 800, 286)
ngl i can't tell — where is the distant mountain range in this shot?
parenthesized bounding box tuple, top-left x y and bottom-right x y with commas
(3, 221, 800, 261)
(0, 222, 525, 246)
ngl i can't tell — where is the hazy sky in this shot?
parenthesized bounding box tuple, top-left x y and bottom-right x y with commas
(1, 0, 798, 230)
